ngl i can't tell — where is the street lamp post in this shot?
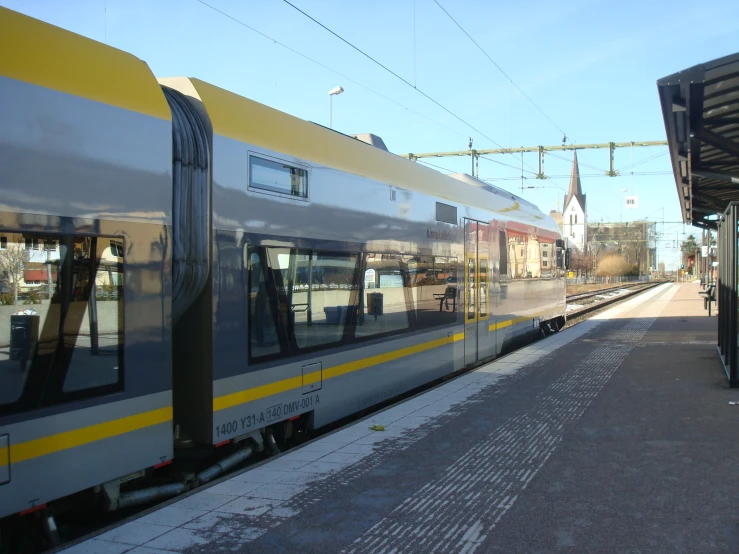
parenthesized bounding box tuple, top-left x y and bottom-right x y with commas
(328, 86, 344, 129)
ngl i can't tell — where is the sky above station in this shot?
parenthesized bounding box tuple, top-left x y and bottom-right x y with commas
(5, 0, 739, 267)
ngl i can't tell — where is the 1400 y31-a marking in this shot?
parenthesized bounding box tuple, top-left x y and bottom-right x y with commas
(214, 394, 320, 438)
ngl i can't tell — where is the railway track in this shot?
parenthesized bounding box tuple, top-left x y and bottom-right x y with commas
(565, 282, 648, 303)
(565, 280, 665, 321)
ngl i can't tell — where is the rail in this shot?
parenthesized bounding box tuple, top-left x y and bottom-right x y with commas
(566, 281, 664, 319)
(565, 282, 647, 303)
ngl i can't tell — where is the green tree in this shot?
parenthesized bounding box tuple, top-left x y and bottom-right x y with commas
(681, 234, 699, 257)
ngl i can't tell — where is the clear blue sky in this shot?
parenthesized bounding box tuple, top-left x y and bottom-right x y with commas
(4, 0, 739, 266)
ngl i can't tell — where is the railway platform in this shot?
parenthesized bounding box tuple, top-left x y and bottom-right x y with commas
(65, 282, 738, 553)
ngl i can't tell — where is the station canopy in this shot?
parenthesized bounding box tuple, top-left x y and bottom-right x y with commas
(658, 52, 739, 229)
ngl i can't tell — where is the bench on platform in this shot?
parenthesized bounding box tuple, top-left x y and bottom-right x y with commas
(433, 287, 457, 312)
(699, 284, 716, 316)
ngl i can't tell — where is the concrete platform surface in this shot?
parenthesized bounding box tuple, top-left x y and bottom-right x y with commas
(66, 283, 738, 554)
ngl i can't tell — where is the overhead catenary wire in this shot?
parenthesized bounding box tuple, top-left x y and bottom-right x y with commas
(418, 154, 539, 179)
(417, 159, 459, 173)
(432, 0, 572, 143)
(479, 154, 538, 175)
(546, 151, 604, 173)
(615, 150, 668, 173)
(481, 171, 672, 182)
(281, 0, 522, 158)
(194, 0, 466, 139)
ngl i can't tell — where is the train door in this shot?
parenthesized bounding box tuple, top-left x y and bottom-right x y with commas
(494, 227, 509, 355)
(464, 220, 492, 365)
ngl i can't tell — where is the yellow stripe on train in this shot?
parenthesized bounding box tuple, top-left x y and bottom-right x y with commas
(5, 407, 172, 466)
(213, 332, 465, 412)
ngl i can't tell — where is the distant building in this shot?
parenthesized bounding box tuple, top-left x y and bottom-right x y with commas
(561, 152, 587, 252)
(588, 221, 657, 275)
(549, 210, 563, 230)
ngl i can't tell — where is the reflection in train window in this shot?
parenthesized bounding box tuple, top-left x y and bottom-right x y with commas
(499, 230, 509, 282)
(479, 258, 488, 318)
(466, 257, 476, 320)
(0, 234, 124, 415)
(540, 240, 554, 274)
(246, 246, 360, 362)
(247, 249, 284, 360)
(63, 238, 124, 392)
(292, 252, 360, 349)
(507, 231, 527, 279)
(109, 240, 124, 258)
(526, 234, 541, 278)
(410, 256, 458, 329)
(246, 247, 458, 363)
(357, 254, 410, 338)
(249, 155, 308, 198)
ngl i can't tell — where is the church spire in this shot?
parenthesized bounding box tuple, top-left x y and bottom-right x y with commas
(563, 151, 586, 211)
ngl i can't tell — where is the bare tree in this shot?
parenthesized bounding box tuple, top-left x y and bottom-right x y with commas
(0, 243, 29, 304)
(570, 249, 592, 276)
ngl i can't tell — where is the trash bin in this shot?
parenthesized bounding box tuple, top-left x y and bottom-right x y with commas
(324, 306, 359, 325)
(324, 306, 343, 325)
(10, 314, 39, 366)
(367, 292, 383, 317)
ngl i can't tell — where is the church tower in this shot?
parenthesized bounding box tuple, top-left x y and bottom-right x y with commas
(562, 152, 587, 251)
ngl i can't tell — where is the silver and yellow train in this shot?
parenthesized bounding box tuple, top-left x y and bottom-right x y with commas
(0, 6, 567, 540)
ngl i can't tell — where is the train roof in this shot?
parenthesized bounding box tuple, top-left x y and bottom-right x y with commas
(0, 7, 171, 121)
(1, 6, 558, 234)
(167, 78, 558, 231)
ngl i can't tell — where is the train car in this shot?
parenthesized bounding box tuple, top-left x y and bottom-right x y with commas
(159, 77, 567, 454)
(0, 5, 175, 546)
(0, 6, 567, 548)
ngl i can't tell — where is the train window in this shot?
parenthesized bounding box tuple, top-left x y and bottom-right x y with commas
(249, 155, 308, 198)
(498, 230, 509, 282)
(293, 253, 360, 349)
(247, 249, 285, 360)
(247, 246, 360, 362)
(62, 239, 124, 393)
(0, 235, 124, 415)
(479, 258, 488, 317)
(357, 255, 410, 338)
(466, 257, 476, 320)
(410, 256, 458, 329)
(436, 202, 457, 225)
(245, 247, 458, 364)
